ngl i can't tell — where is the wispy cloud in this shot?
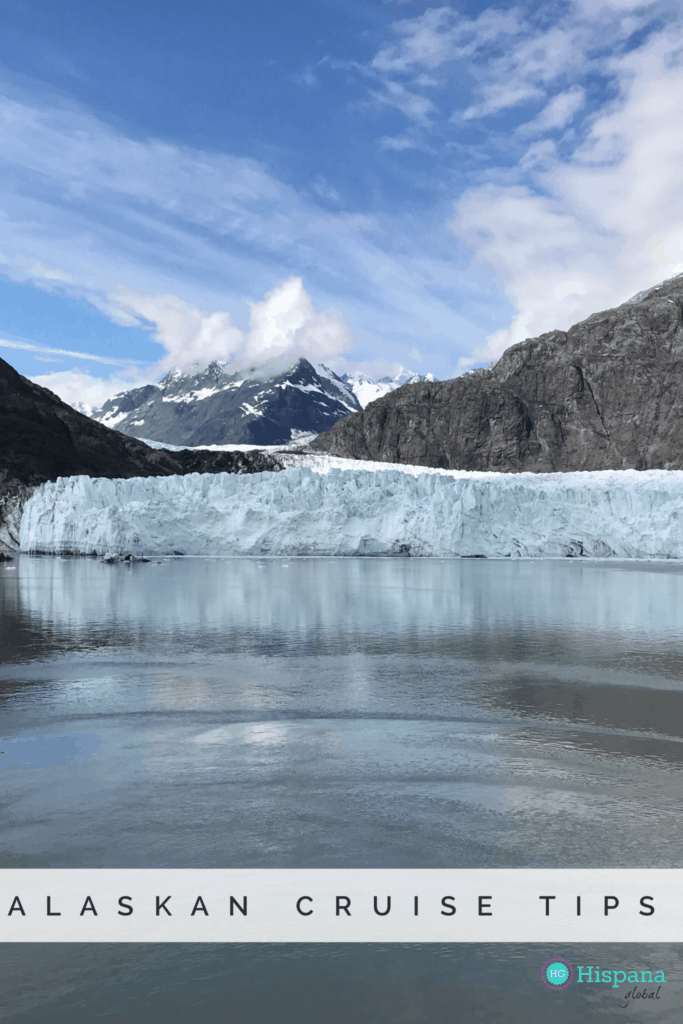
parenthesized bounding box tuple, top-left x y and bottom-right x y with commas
(346, 0, 683, 369)
(517, 87, 586, 135)
(451, 28, 683, 366)
(458, 23, 589, 121)
(0, 76, 493, 378)
(379, 134, 420, 151)
(5, 0, 675, 394)
(355, 1, 666, 137)
(311, 176, 342, 202)
(368, 79, 436, 124)
(370, 6, 523, 74)
(0, 336, 143, 366)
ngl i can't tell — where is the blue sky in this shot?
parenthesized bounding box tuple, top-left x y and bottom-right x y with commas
(1, 0, 682, 409)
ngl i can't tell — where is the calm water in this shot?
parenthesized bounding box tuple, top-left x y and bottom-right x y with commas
(1, 555, 682, 1021)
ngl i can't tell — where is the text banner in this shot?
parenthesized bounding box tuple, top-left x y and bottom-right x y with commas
(1, 869, 681, 942)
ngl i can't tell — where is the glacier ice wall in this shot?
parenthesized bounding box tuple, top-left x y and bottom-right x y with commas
(17, 462, 683, 558)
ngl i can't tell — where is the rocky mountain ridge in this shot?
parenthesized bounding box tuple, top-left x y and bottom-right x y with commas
(313, 275, 683, 472)
(93, 357, 362, 446)
(90, 360, 439, 447)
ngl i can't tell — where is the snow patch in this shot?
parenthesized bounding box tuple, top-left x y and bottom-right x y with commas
(239, 401, 264, 417)
(98, 410, 131, 428)
(351, 380, 395, 407)
(344, 370, 437, 409)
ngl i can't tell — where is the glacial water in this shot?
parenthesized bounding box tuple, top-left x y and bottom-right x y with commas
(1, 555, 682, 1022)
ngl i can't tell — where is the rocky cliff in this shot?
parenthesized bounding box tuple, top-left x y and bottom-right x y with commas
(312, 276, 683, 472)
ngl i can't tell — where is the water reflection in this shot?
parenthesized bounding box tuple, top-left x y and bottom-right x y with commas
(1, 555, 682, 874)
(0, 732, 100, 769)
(6, 555, 683, 647)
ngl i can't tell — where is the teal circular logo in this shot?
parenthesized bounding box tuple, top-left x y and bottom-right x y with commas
(543, 959, 572, 990)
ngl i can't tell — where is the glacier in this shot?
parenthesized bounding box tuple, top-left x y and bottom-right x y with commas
(17, 460, 683, 558)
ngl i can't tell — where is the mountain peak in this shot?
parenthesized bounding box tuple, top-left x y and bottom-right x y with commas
(93, 357, 363, 446)
(92, 357, 439, 447)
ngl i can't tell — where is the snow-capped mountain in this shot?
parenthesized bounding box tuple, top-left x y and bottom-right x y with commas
(342, 370, 436, 408)
(93, 358, 363, 447)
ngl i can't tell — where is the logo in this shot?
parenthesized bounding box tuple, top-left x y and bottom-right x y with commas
(542, 958, 572, 990)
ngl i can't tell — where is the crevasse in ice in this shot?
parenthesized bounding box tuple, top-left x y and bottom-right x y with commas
(18, 460, 683, 558)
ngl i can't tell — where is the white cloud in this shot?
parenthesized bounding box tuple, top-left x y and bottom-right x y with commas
(517, 139, 558, 171)
(297, 68, 318, 88)
(363, 0, 660, 138)
(112, 276, 354, 374)
(460, 81, 545, 121)
(457, 24, 595, 121)
(517, 87, 586, 134)
(368, 5, 589, 127)
(371, 6, 522, 74)
(0, 79, 491, 378)
(245, 278, 352, 365)
(451, 29, 683, 367)
(379, 134, 420, 150)
(3, 3, 678, 392)
(29, 367, 152, 415)
(372, 6, 459, 73)
(369, 80, 436, 124)
(111, 290, 244, 374)
(578, 0, 647, 11)
(311, 176, 341, 202)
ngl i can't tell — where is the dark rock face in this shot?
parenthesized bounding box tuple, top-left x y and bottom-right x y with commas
(0, 356, 282, 552)
(0, 481, 31, 554)
(93, 358, 361, 445)
(312, 276, 683, 472)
